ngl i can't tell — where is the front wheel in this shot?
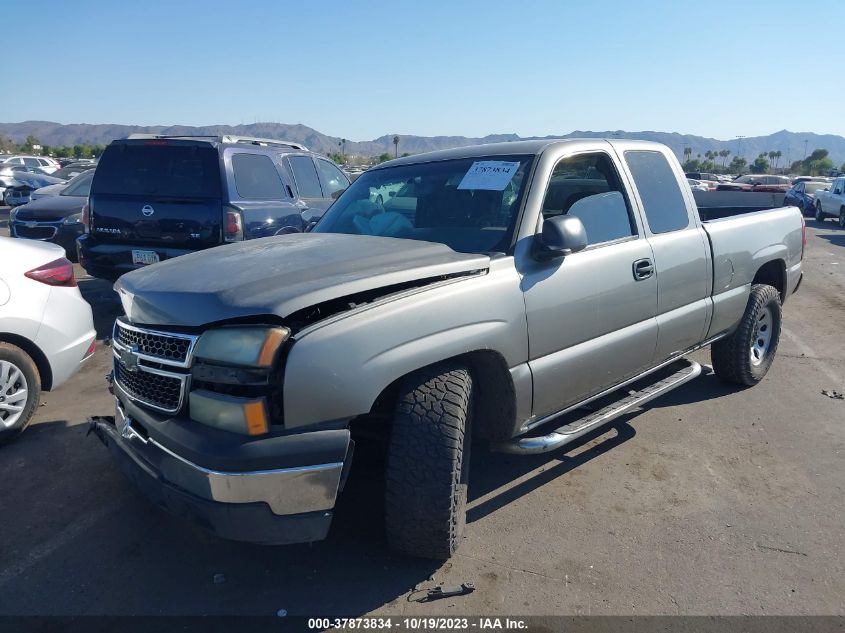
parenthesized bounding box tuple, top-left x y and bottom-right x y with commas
(0, 343, 41, 444)
(839, 208, 845, 228)
(384, 362, 473, 559)
(815, 202, 825, 222)
(711, 284, 782, 386)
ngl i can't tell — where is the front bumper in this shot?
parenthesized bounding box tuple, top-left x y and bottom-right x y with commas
(90, 396, 351, 545)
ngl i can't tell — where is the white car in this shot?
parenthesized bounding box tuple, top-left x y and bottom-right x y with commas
(0, 155, 61, 175)
(687, 178, 710, 192)
(813, 176, 845, 227)
(0, 238, 96, 443)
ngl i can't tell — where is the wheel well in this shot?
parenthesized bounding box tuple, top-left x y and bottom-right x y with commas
(0, 333, 53, 391)
(352, 350, 517, 443)
(752, 259, 786, 303)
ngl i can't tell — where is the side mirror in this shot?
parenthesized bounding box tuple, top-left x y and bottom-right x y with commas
(534, 215, 588, 260)
(331, 188, 346, 200)
(823, 188, 830, 192)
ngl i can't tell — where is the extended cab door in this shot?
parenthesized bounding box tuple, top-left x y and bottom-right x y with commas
(617, 146, 711, 362)
(520, 147, 659, 418)
(285, 155, 332, 222)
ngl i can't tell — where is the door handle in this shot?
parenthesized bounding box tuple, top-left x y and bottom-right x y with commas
(633, 258, 654, 280)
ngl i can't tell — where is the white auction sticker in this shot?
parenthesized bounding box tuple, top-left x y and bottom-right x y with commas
(457, 161, 520, 191)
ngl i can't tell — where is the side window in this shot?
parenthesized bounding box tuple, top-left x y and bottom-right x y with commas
(625, 150, 690, 234)
(316, 159, 350, 197)
(231, 153, 287, 200)
(23, 157, 40, 167)
(541, 152, 636, 246)
(287, 156, 323, 198)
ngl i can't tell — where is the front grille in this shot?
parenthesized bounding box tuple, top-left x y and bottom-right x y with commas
(115, 320, 193, 364)
(14, 225, 57, 240)
(114, 359, 184, 413)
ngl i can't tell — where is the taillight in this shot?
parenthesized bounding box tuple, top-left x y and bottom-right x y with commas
(224, 208, 244, 242)
(25, 257, 76, 287)
(81, 202, 90, 233)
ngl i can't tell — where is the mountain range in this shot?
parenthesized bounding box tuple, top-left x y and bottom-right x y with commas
(2, 120, 844, 166)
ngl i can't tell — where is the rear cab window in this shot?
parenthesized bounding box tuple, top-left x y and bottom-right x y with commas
(231, 153, 288, 200)
(624, 150, 690, 233)
(92, 143, 222, 198)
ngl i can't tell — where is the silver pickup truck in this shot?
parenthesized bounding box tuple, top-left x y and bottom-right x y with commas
(90, 139, 804, 559)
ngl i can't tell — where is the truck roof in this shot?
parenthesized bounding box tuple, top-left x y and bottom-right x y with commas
(374, 138, 667, 169)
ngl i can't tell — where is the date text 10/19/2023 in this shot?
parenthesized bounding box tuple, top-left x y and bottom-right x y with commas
(307, 617, 529, 630)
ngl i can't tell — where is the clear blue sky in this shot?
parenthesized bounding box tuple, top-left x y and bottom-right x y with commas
(8, 0, 844, 140)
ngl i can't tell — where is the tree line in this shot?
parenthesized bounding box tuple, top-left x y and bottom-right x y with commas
(0, 134, 105, 159)
(682, 146, 843, 176)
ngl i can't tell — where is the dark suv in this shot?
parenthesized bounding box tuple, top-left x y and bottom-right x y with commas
(77, 135, 349, 280)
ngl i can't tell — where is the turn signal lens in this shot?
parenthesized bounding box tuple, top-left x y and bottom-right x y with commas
(189, 390, 270, 435)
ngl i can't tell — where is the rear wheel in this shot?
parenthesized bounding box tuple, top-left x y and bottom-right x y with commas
(0, 343, 41, 444)
(839, 207, 845, 228)
(815, 202, 825, 222)
(711, 284, 782, 386)
(384, 362, 473, 559)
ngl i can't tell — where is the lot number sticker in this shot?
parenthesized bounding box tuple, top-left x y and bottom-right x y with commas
(457, 161, 520, 191)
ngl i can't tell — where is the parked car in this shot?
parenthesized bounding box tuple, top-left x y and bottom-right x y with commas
(684, 172, 719, 189)
(0, 238, 96, 443)
(718, 174, 791, 193)
(813, 175, 845, 226)
(30, 167, 95, 201)
(791, 176, 831, 185)
(1, 167, 66, 207)
(784, 180, 830, 216)
(90, 139, 803, 558)
(77, 135, 349, 280)
(0, 155, 61, 174)
(48, 162, 96, 182)
(687, 178, 710, 192)
(9, 170, 94, 257)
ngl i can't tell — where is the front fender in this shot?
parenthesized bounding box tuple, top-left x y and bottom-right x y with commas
(282, 259, 528, 429)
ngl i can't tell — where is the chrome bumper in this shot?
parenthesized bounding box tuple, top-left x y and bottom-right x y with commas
(111, 398, 344, 516)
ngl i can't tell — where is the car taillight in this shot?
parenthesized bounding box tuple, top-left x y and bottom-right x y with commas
(81, 202, 90, 233)
(224, 208, 243, 242)
(25, 257, 76, 287)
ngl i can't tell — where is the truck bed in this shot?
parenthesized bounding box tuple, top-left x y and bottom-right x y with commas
(693, 190, 788, 221)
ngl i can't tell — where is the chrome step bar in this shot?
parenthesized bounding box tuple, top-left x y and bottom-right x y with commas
(494, 359, 702, 455)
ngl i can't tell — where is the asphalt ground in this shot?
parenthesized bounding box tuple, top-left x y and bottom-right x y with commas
(0, 210, 843, 617)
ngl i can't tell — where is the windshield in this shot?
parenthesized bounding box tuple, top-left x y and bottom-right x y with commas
(313, 155, 534, 254)
(60, 170, 94, 197)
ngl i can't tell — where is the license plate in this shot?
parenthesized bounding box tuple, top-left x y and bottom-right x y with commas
(132, 250, 160, 266)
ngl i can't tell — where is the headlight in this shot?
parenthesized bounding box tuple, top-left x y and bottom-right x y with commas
(63, 212, 82, 225)
(194, 326, 289, 367)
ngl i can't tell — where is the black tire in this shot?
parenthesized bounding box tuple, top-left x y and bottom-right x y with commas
(711, 284, 782, 387)
(815, 202, 825, 222)
(838, 207, 845, 228)
(0, 342, 41, 445)
(385, 362, 472, 559)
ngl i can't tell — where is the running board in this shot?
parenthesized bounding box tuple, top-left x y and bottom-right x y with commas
(494, 359, 702, 455)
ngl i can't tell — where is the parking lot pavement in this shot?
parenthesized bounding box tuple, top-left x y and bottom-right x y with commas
(0, 219, 843, 617)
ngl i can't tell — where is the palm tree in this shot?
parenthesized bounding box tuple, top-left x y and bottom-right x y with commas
(773, 150, 782, 171)
(719, 149, 731, 168)
(683, 146, 692, 164)
(393, 135, 400, 158)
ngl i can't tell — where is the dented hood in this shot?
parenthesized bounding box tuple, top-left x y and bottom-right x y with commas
(115, 233, 490, 327)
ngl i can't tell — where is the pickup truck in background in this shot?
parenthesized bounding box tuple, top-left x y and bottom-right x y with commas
(812, 175, 845, 226)
(90, 139, 804, 560)
(76, 135, 350, 280)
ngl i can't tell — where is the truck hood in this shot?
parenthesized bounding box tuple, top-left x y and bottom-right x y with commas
(115, 233, 490, 327)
